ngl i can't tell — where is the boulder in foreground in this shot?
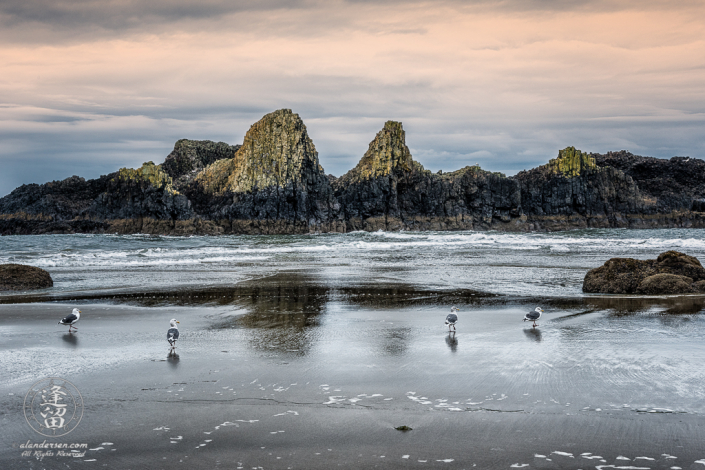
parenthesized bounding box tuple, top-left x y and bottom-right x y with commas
(583, 251, 705, 294)
(0, 264, 53, 291)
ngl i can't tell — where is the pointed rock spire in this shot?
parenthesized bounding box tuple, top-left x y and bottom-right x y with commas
(338, 121, 415, 185)
(196, 109, 325, 195)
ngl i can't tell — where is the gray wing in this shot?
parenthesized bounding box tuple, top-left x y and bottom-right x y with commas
(525, 311, 540, 320)
(167, 328, 179, 340)
(445, 313, 458, 323)
(59, 313, 77, 324)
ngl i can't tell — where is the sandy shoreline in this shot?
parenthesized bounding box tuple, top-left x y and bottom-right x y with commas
(2, 284, 705, 469)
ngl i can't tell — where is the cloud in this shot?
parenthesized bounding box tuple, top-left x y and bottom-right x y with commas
(0, 1, 704, 196)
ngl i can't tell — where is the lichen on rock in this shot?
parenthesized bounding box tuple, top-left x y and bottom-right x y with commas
(162, 139, 240, 189)
(0, 264, 53, 290)
(547, 147, 598, 177)
(196, 109, 324, 195)
(185, 109, 340, 231)
(583, 250, 705, 294)
(114, 161, 178, 195)
(337, 121, 414, 185)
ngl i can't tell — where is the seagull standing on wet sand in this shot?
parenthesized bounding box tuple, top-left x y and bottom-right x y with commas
(523, 307, 544, 327)
(167, 319, 180, 350)
(445, 307, 459, 331)
(58, 308, 81, 332)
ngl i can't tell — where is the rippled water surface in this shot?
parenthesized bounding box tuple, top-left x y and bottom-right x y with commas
(3, 228, 705, 298)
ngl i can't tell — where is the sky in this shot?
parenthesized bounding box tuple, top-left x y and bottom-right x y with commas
(1, 0, 704, 196)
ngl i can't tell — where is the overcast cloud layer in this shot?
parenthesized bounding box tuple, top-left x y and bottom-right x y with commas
(1, 0, 704, 196)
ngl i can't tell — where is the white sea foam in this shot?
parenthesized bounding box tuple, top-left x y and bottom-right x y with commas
(3, 229, 705, 298)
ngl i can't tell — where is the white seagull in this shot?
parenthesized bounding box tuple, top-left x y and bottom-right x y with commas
(167, 319, 180, 350)
(523, 307, 544, 327)
(445, 306, 459, 331)
(58, 308, 81, 332)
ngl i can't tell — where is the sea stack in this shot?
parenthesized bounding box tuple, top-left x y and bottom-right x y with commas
(2, 109, 705, 236)
(162, 139, 241, 189)
(188, 109, 343, 234)
(334, 121, 522, 232)
(514, 146, 644, 230)
(333, 121, 416, 231)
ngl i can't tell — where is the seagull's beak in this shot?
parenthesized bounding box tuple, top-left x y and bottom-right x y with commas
(176, 321, 180, 323)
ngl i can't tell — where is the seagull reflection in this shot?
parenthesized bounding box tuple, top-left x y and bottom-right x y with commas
(445, 332, 458, 352)
(167, 352, 180, 368)
(61, 333, 78, 347)
(523, 328, 542, 342)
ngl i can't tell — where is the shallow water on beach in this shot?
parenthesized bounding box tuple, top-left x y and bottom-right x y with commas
(2, 296, 705, 469)
(2, 228, 705, 299)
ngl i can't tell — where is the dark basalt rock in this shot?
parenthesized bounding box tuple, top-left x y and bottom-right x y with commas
(185, 109, 343, 233)
(583, 251, 705, 294)
(89, 162, 194, 221)
(0, 264, 53, 291)
(334, 121, 521, 231)
(1, 109, 705, 235)
(593, 151, 705, 213)
(514, 147, 644, 217)
(162, 139, 240, 190)
(0, 174, 113, 221)
(636, 274, 695, 295)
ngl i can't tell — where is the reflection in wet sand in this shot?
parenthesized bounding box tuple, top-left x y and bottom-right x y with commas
(212, 283, 327, 356)
(167, 352, 180, 368)
(586, 295, 705, 315)
(445, 332, 458, 352)
(523, 328, 542, 342)
(0, 272, 494, 307)
(61, 332, 78, 347)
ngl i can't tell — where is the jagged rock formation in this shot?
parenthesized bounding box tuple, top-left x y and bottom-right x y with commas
(592, 151, 705, 212)
(186, 109, 342, 233)
(583, 251, 705, 294)
(333, 121, 415, 229)
(334, 121, 522, 231)
(0, 174, 112, 220)
(513, 147, 646, 230)
(89, 161, 193, 221)
(0, 264, 53, 291)
(1, 109, 704, 235)
(162, 139, 240, 190)
(0, 175, 113, 234)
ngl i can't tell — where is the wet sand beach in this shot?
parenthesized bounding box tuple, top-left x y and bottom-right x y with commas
(2, 277, 705, 469)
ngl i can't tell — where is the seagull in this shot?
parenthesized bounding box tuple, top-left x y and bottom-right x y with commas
(523, 307, 544, 327)
(167, 319, 180, 350)
(58, 308, 81, 332)
(445, 306, 459, 331)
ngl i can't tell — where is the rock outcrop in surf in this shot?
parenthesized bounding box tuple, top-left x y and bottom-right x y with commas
(1, 108, 705, 235)
(583, 251, 705, 294)
(333, 121, 522, 231)
(185, 109, 343, 233)
(0, 264, 53, 291)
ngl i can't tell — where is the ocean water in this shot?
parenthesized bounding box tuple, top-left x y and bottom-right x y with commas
(2, 228, 705, 298)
